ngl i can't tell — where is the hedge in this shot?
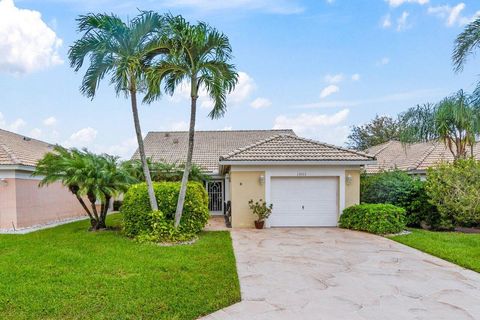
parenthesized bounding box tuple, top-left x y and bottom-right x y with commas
(361, 170, 437, 227)
(121, 181, 209, 242)
(339, 204, 406, 235)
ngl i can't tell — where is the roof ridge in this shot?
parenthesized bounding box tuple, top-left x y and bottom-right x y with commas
(286, 135, 375, 159)
(220, 134, 284, 160)
(369, 140, 396, 156)
(414, 141, 442, 170)
(0, 142, 19, 164)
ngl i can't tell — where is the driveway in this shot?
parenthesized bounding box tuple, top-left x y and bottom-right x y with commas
(201, 228, 480, 320)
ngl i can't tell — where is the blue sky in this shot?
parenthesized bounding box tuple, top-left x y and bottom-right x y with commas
(1, 0, 480, 158)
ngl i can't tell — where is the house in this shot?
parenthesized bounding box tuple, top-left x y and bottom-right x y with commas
(364, 140, 480, 176)
(136, 130, 376, 228)
(0, 129, 84, 230)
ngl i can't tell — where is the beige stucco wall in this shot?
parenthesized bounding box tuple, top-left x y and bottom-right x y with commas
(345, 169, 361, 208)
(230, 171, 265, 228)
(0, 178, 18, 229)
(14, 179, 85, 228)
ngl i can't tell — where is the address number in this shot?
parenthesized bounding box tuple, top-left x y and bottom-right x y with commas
(297, 172, 307, 176)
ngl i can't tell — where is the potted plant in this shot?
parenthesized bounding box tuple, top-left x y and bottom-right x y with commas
(248, 199, 273, 229)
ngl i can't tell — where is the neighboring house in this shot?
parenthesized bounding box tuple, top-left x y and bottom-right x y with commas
(0, 129, 84, 229)
(136, 130, 375, 228)
(365, 140, 480, 176)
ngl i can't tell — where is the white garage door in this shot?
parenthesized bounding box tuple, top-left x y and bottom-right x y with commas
(269, 177, 339, 227)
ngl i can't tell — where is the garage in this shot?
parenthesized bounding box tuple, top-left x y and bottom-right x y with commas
(269, 177, 339, 227)
(218, 134, 376, 228)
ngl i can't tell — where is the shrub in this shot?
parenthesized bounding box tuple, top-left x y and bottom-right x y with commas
(361, 170, 437, 227)
(339, 204, 406, 235)
(248, 199, 273, 222)
(121, 181, 209, 242)
(426, 159, 480, 229)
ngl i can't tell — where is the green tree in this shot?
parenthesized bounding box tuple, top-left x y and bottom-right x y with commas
(347, 115, 400, 150)
(398, 91, 480, 159)
(121, 159, 209, 183)
(34, 147, 133, 230)
(453, 16, 480, 73)
(398, 103, 438, 143)
(145, 15, 238, 227)
(68, 12, 165, 212)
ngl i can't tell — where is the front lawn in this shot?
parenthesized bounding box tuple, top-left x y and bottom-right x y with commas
(0, 214, 240, 320)
(390, 229, 480, 273)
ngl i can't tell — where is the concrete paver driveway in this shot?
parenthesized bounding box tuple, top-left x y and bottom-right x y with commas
(201, 228, 480, 320)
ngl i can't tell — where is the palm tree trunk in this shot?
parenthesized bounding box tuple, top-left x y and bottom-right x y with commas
(69, 185, 95, 226)
(174, 86, 198, 228)
(130, 88, 158, 212)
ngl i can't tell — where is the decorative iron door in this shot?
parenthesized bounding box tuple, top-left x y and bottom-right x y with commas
(207, 180, 223, 214)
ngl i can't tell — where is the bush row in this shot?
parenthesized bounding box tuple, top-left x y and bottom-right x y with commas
(339, 204, 406, 235)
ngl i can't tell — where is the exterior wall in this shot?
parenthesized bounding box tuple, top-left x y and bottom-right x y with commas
(345, 170, 361, 208)
(14, 179, 85, 228)
(230, 171, 265, 228)
(0, 178, 18, 229)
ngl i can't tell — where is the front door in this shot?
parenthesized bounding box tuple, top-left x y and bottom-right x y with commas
(207, 180, 224, 215)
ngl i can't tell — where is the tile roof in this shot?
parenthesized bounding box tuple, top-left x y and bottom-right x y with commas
(364, 140, 480, 174)
(134, 129, 296, 173)
(0, 129, 55, 167)
(220, 135, 375, 163)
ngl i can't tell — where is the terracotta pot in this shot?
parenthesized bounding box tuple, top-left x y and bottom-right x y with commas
(254, 220, 265, 229)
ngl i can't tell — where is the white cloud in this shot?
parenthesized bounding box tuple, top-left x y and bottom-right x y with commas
(324, 73, 344, 84)
(377, 57, 390, 66)
(250, 97, 272, 109)
(102, 137, 137, 159)
(222, 126, 233, 130)
(170, 71, 256, 109)
(160, 0, 304, 14)
(428, 3, 480, 27)
(65, 127, 97, 148)
(0, 0, 63, 74)
(228, 72, 256, 105)
(9, 118, 26, 132)
(386, 0, 428, 7)
(351, 73, 361, 81)
(170, 121, 189, 131)
(43, 116, 57, 126)
(320, 85, 340, 99)
(30, 128, 42, 139)
(396, 11, 410, 31)
(272, 109, 350, 145)
(382, 14, 392, 28)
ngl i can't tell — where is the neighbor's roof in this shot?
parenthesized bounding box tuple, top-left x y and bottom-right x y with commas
(0, 129, 55, 167)
(364, 140, 480, 174)
(134, 129, 296, 173)
(219, 135, 375, 163)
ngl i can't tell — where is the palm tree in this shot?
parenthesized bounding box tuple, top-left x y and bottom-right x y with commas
(68, 11, 166, 212)
(453, 16, 480, 73)
(35, 147, 134, 230)
(34, 146, 95, 225)
(435, 90, 478, 159)
(145, 15, 238, 227)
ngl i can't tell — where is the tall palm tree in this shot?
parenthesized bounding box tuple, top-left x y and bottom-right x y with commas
(68, 11, 166, 212)
(453, 16, 480, 73)
(145, 15, 238, 227)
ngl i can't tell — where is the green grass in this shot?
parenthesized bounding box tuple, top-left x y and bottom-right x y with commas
(0, 214, 240, 320)
(390, 229, 480, 273)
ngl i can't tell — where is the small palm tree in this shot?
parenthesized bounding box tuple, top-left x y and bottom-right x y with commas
(35, 147, 134, 230)
(68, 11, 166, 212)
(34, 146, 95, 224)
(145, 15, 238, 227)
